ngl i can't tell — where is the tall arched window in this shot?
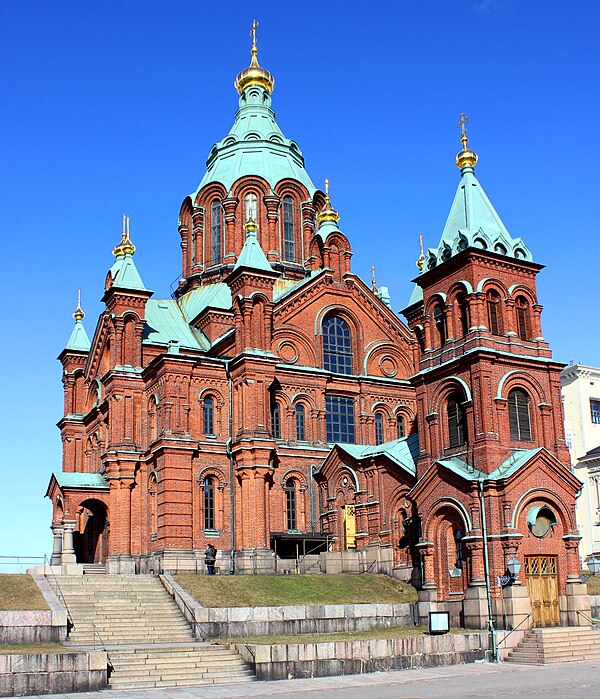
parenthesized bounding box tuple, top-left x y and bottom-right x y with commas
(245, 192, 258, 222)
(397, 415, 406, 439)
(515, 296, 530, 341)
(447, 392, 468, 448)
(283, 196, 295, 262)
(211, 199, 221, 264)
(272, 402, 281, 439)
(508, 388, 532, 440)
(486, 290, 502, 335)
(323, 315, 352, 374)
(433, 304, 446, 346)
(203, 476, 215, 530)
(295, 404, 305, 441)
(455, 529, 463, 570)
(375, 412, 384, 445)
(203, 396, 214, 436)
(456, 293, 469, 337)
(285, 478, 297, 530)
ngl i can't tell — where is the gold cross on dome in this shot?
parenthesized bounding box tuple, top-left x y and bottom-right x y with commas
(250, 19, 258, 48)
(324, 178, 330, 196)
(457, 113, 469, 138)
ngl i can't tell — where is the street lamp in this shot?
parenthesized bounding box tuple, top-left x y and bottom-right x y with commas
(498, 556, 521, 588)
(587, 555, 600, 575)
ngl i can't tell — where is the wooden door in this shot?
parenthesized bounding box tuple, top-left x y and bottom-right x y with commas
(525, 555, 560, 627)
(343, 505, 356, 549)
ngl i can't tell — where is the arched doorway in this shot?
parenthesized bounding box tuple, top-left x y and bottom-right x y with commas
(430, 506, 468, 599)
(74, 499, 109, 564)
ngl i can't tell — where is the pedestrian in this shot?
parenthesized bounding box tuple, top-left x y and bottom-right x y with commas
(205, 544, 217, 575)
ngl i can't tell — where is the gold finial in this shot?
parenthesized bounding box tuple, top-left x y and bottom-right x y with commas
(416, 234, 425, 271)
(371, 265, 379, 294)
(455, 113, 478, 170)
(73, 289, 85, 321)
(317, 178, 340, 225)
(234, 19, 275, 95)
(113, 214, 136, 257)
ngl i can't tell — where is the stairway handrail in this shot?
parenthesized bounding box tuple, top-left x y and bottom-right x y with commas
(496, 612, 531, 647)
(576, 609, 600, 627)
(43, 555, 75, 633)
(90, 621, 114, 674)
(296, 535, 332, 573)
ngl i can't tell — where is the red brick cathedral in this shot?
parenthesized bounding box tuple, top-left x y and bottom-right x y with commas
(47, 29, 589, 628)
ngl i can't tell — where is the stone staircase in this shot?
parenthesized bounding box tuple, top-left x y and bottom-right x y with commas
(505, 626, 600, 664)
(46, 574, 255, 689)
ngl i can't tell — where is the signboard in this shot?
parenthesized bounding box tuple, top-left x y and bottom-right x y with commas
(428, 611, 450, 635)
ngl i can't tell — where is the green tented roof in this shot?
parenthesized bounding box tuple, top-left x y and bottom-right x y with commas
(334, 434, 419, 477)
(51, 472, 109, 489)
(177, 284, 232, 324)
(65, 318, 91, 352)
(424, 168, 533, 272)
(108, 252, 148, 292)
(193, 87, 316, 196)
(234, 230, 274, 272)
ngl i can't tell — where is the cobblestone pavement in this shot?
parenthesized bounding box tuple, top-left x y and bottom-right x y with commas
(29, 660, 600, 699)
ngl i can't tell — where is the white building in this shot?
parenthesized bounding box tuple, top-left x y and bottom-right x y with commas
(560, 363, 600, 564)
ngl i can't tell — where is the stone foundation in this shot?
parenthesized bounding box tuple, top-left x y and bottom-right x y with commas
(0, 651, 107, 697)
(234, 632, 491, 681)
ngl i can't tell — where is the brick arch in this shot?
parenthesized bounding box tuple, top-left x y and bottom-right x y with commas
(429, 376, 472, 414)
(193, 181, 228, 209)
(426, 500, 470, 598)
(279, 469, 307, 488)
(314, 304, 364, 373)
(273, 178, 310, 201)
(196, 466, 227, 488)
(511, 487, 575, 532)
(447, 280, 474, 298)
(424, 292, 447, 317)
(197, 387, 225, 406)
(363, 340, 413, 379)
(478, 278, 510, 298)
(507, 283, 538, 305)
(496, 370, 548, 404)
(273, 326, 318, 367)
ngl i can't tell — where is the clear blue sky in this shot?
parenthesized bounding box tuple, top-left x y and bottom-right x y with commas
(1, 1, 598, 559)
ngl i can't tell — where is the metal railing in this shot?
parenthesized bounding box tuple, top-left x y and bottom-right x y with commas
(496, 613, 531, 647)
(0, 555, 45, 573)
(576, 609, 600, 627)
(41, 555, 75, 634)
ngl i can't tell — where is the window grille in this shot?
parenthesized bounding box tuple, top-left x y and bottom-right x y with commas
(447, 392, 468, 447)
(211, 200, 221, 264)
(375, 412, 384, 445)
(285, 479, 297, 530)
(326, 395, 355, 443)
(323, 316, 352, 374)
(486, 290, 501, 335)
(272, 402, 281, 439)
(508, 389, 532, 440)
(283, 196, 295, 262)
(295, 404, 305, 441)
(203, 396, 214, 436)
(516, 297, 529, 341)
(397, 415, 406, 439)
(203, 477, 215, 530)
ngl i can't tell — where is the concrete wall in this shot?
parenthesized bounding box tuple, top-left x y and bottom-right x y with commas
(0, 651, 107, 697)
(234, 632, 490, 681)
(590, 595, 600, 619)
(161, 573, 415, 640)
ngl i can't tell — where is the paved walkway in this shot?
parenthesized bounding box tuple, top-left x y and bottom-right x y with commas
(30, 660, 600, 698)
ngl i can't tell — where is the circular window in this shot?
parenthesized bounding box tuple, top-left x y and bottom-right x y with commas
(528, 505, 558, 538)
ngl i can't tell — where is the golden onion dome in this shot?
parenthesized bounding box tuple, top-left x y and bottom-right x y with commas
(317, 179, 340, 225)
(455, 113, 478, 170)
(113, 214, 136, 257)
(234, 20, 275, 95)
(73, 289, 85, 321)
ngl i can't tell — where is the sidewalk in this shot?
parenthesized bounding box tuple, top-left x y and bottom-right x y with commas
(26, 659, 600, 699)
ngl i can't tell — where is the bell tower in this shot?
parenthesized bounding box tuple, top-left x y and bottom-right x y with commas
(403, 117, 570, 477)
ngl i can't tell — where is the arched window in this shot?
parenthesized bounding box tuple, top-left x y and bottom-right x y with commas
(244, 192, 258, 223)
(508, 389, 532, 441)
(211, 199, 221, 264)
(433, 304, 446, 345)
(486, 290, 502, 335)
(515, 296, 530, 341)
(203, 396, 214, 436)
(272, 401, 281, 439)
(295, 404, 305, 441)
(447, 392, 468, 448)
(456, 293, 469, 337)
(203, 476, 215, 530)
(285, 478, 297, 530)
(323, 315, 352, 374)
(375, 412, 384, 445)
(283, 196, 295, 262)
(397, 415, 406, 439)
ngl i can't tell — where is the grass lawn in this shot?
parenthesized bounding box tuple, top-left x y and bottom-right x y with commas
(0, 643, 65, 655)
(586, 574, 600, 596)
(220, 626, 478, 644)
(174, 573, 417, 607)
(0, 575, 49, 611)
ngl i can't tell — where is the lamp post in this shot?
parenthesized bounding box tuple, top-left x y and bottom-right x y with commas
(587, 555, 600, 575)
(499, 556, 521, 588)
